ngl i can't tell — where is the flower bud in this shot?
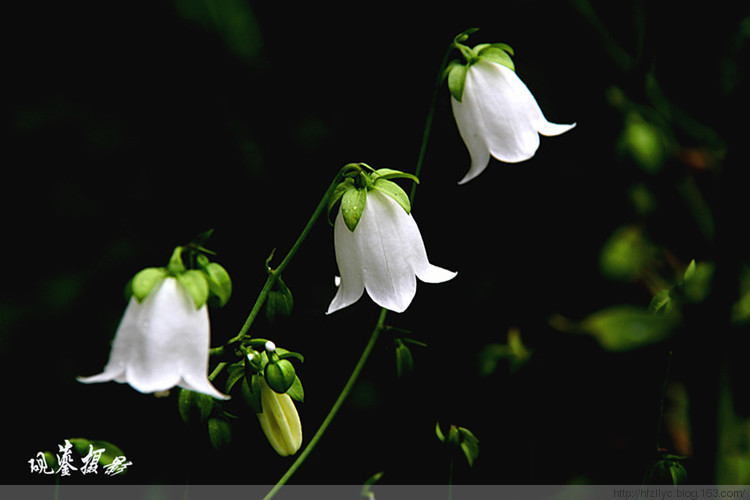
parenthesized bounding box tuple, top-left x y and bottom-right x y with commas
(256, 377, 302, 456)
(264, 359, 296, 394)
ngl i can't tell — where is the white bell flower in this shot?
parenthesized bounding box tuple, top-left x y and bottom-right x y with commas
(451, 59, 575, 184)
(78, 277, 228, 400)
(327, 189, 456, 314)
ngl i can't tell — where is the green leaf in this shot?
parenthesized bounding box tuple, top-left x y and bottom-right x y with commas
(581, 306, 677, 351)
(287, 375, 305, 403)
(241, 373, 262, 413)
(225, 363, 246, 394)
(341, 186, 367, 232)
(202, 262, 232, 307)
(435, 422, 446, 443)
(373, 178, 411, 214)
(207, 417, 232, 451)
(130, 267, 167, 302)
(458, 427, 480, 467)
(648, 289, 674, 316)
(176, 269, 210, 309)
(446, 61, 469, 102)
(395, 340, 413, 378)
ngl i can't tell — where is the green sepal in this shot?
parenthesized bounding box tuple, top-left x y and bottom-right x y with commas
(477, 46, 515, 71)
(327, 178, 354, 225)
(373, 178, 411, 214)
(130, 267, 167, 303)
(207, 417, 232, 451)
(370, 168, 419, 185)
(178, 388, 215, 425)
(176, 269, 210, 309)
(341, 186, 368, 232)
(473, 42, 514, 58)
(446, 60, 469, 102)
(287, 375, 305, 403)
(277, 349, 305, 363)
(202, 262, 232, 307)
(264, 359, 297, 394)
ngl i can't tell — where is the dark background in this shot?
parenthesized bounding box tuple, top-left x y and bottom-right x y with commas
(4, 0, 749, 487)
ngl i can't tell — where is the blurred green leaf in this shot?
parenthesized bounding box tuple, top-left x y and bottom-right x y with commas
(599, 225, 657, 282)
(394, 339, 414, 378)
(207, 417, 232, 451)
(178, 388, 215, 425)
(173, 0, 263, 64)
(581, 305, 677, 351)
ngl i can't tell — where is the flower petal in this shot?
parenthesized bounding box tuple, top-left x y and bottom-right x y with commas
(464, 60, 543, 163)
(326, 207, 366, 314)
(357, 190, 417, 313)
(385, 198, 457, 284)
(451, 96, 492, 185)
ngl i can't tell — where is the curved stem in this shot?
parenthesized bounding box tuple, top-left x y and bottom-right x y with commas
(264, 37, 453, 499)
(263, 308, 388, 500)
(410, 41, 454, 205)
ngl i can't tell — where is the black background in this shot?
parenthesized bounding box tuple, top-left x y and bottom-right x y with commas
(4, 0, 749, 487)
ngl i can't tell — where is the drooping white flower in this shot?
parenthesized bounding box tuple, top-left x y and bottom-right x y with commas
(449, 49, 575, 184)
(78, 277, 228, 400)
(327, 189, 456, 314)
(256, 377, 302, 456)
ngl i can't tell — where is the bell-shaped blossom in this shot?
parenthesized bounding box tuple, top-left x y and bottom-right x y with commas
(78, 277, 228, 400)
(451, 59, 575, 184)
(256, 377, 303, 456)
(327, 190, 456, 314)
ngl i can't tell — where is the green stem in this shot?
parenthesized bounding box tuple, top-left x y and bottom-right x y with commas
(209, 171, 344, 371)
(409, 42, 454, 205)
(265, 38, 450, 499)
(263, 308, 388, 500)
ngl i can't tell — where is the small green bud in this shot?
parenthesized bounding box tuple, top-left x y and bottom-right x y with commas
(266, 277, 294, 324)
(264, 359, 296, 394)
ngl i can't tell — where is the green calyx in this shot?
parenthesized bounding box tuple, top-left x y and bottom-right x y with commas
(127, 230, 233, 310)
(327, 163, 419, 232)
(444, 28, 515, 102)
